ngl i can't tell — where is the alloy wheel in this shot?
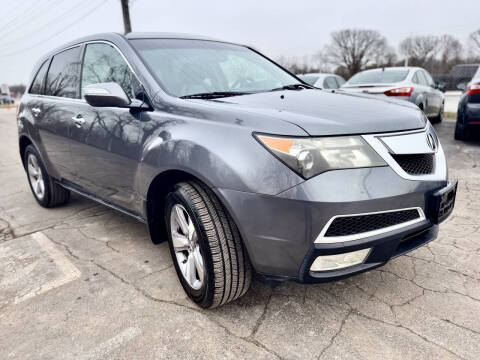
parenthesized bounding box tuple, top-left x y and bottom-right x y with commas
(170, 204, 205, 290)
(27, 154, 45, 200)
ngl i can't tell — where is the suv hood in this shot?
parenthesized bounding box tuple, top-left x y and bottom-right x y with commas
(209, 89, 424, 136)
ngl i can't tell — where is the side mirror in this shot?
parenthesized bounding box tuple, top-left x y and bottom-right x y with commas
(84, 82, 132, 107)
(436, 82, 445, 91)
(456, 82, 467, 92)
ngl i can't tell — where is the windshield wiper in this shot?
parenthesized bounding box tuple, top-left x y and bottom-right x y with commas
(180, 91, 252, 99)
(269, 83, 314, 92)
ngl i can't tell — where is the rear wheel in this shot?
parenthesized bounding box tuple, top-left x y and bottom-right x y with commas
(454, 113, 469, 141)
(430, 103, 444, 124)
(165, 181, 252, 308)
(24, 145, 70, 207)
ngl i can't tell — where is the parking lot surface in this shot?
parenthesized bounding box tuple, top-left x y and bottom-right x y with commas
(1, 109, 479, 359)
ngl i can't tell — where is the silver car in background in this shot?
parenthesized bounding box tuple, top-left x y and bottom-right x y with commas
(298, 73, 346, 89)
(341, 67, 445, 123)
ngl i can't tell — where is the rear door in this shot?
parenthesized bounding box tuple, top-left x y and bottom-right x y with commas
(35, 46, 82, 181)
(68, 42, 145, 212)
(414, 71, 434, 115)
(423, 70, 442, 115)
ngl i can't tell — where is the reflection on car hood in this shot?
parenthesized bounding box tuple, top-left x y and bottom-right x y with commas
(208, 89, 424, 136)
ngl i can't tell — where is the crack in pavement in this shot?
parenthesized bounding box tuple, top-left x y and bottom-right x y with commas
(317, 308, 353, 359)
(45, 234, 283, 359)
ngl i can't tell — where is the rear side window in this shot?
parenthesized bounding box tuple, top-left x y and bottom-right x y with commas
(415, 71, 428, 86)
(323, 76, 338, 89)
(81, 43, 134, 98)
(423, 71, 435, 87)
(29, 60, 49, 95)
(45, 46, 81, 98)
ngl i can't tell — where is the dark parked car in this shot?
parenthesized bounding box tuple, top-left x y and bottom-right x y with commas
(18, 33, 457, 308)
(341, 67, 445, 123)
(455, 67, 480, 140)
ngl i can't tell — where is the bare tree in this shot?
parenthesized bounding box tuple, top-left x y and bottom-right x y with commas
(276, 53, 332, 74)
(437, 35, 463, 73)
(400, 35, 441, 67)
(323, 29, 390, 78)
(469, 29, 480, 55)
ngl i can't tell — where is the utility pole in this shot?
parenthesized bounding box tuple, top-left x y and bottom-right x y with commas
(120, 0, 132, 34)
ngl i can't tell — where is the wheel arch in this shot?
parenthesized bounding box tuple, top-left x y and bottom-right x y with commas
(19, 135, 33, 169)
(145, 168, 217, 244)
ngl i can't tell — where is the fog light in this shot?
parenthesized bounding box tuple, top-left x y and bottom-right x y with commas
(310, 248, 371, 272)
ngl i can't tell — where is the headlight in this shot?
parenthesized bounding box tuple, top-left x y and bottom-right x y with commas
(255, 134, 386, 179)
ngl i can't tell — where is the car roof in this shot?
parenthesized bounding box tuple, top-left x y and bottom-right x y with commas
(38, 32, 238, 63)
(356, 67, 420, 73)
(125, 32, 221, 41)
(299, 73, 338, 77)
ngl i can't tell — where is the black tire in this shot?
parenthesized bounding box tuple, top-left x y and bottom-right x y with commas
(165, 181, 252, 308)
(24, 145, 70, 208)
(454, 112, 469, 141)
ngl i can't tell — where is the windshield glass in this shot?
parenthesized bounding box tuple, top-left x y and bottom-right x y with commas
(130, 39, 300, 97)
(347, 69, 409, 85)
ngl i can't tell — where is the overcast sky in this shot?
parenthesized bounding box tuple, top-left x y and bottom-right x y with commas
(0, 0, 479, 84)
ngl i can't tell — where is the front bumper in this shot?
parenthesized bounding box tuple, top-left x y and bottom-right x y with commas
(217, 165, 450, 280)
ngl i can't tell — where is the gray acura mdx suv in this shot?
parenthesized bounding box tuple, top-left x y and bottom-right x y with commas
(18, 33, 457, 308)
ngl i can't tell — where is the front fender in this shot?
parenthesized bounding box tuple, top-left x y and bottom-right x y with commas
(134, 111, 305, 203)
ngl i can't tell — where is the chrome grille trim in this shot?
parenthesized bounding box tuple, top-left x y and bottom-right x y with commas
(362, 123, 447, 181)
(314, 207, 426, 244)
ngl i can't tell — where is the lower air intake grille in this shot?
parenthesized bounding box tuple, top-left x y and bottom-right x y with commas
(324, 209, 421, 237)
(391, 153, 434, 175)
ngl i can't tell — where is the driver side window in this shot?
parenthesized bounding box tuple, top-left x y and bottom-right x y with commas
(81, 43, 134, 98)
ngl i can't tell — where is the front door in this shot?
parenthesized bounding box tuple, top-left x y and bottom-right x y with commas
(69, 42, 146, 213)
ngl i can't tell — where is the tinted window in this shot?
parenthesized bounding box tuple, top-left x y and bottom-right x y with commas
(347, 69, 409, 85)
(323, 76, 338, 89)
(130, 39, 300, 97)
(299, 75, 319, 86)
(29, 60, 49, 95)
(81, 43, 134, 98)
(45, 47, 81, 98)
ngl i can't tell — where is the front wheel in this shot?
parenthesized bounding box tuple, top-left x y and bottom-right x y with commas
(165, 181, 252, 308)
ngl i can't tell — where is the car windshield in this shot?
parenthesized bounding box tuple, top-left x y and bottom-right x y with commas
(347, 69, 409, 85)
(130, 38, 301, 97)
(298, 75, 319, 86)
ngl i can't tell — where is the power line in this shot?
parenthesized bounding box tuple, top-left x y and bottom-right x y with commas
(0, 0, 38, 32)
(0, 0, 110, 58)
(0, 0, 97, 48)
(0, 0, 58, 38)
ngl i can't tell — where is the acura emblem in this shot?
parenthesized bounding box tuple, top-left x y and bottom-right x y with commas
(426, 133, 437, 152)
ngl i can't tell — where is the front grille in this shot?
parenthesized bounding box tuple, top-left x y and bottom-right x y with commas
(391, 153, 434, 175)
(324, 209, 421, 237)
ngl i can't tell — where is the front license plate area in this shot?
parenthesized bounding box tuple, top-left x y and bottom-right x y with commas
(430, 180, 457, 224)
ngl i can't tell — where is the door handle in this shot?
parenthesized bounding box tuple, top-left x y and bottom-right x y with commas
(32, 107, 41, 115)
(72, 114, 85, 127)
